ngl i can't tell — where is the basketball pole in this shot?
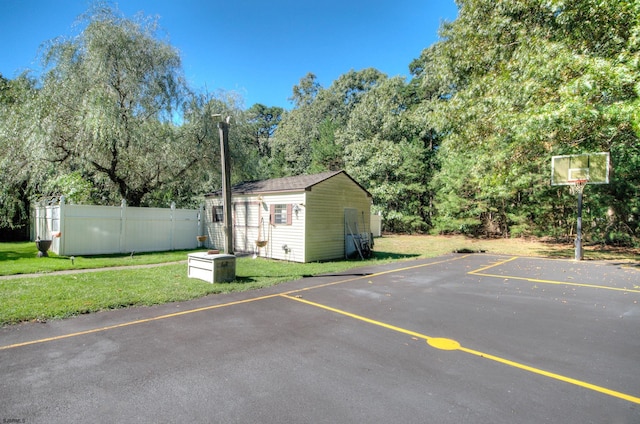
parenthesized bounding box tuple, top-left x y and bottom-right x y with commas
(552, 152, 610, 261)
(575, 188, 584, 261)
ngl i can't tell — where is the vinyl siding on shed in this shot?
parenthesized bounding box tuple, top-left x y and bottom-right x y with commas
(203, 170, 371, 262)
(305, 172, 371, 262)
(258, 192, 305, 262)
(204, 193, 306, 261)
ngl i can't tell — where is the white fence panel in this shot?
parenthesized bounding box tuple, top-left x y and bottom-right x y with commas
(62, 204, 122, 255)
(124, 206, 172, 253)
(33, 205, 59, 239)
(173, 208, 201, 249)
(32, 198, 200, 256)
(370, 214, 382, 237)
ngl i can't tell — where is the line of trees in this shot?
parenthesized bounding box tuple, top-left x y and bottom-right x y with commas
(1, 0, 638, 245)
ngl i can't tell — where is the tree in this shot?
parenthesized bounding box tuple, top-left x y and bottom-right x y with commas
(35, 5, 204, 206)
(0, 73, 41, 235)
(417, 0, 640, 240)
(272, 69, 385, 176)
(338, 77, 430, 232)
(309, 118, 343, 173)
(289, 72, 321, 108)
(174, 90, 264, 203)
(246, 103, 284, 159)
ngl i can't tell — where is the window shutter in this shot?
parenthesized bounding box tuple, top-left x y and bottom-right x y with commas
(286, 204, 293, 225)
(270, 204, 275, 224)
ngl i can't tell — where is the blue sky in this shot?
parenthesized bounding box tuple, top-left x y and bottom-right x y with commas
(0, 0, 458, 109)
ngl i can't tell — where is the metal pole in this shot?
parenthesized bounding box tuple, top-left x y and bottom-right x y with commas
(218, 117, 234, 255)
(575, 189, 583, 261)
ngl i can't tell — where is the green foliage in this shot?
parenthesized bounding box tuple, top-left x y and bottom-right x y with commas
(35, 5, 193, 206)
(0, 73, 41, 230)
(339, 77, 431, 232)
(271, 69, 385, 176)
(272, 69, 436, 233)
(1, 0, 639, 246)
(309, 119, 343, 173)
(246, 103, 284, 159)
(42, 172, 95, 204)
(0, 4, 262, 221)
(420, 0, 639, 242)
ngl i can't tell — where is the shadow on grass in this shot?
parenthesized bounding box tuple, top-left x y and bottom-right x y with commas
(0, 250, 31, 261)
(0, 241, 67, 260)
(609, 261, 640, 269)
(372, 251, 420, 260)
(0, 249, 69, 262)
(232, 274, 319, 283)
(537, 249, 574, 259)
(537, 248, 640, 264)
(234, 276, 258, 283)
(71, 248, 201, 260)
(233, 273, 373, 283)
(0, 241, 201, 261)
(233, 252, 420, 283)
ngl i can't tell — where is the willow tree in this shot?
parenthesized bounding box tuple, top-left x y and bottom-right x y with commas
(0, 74, 40, 234)
(36, 5, 204, 206)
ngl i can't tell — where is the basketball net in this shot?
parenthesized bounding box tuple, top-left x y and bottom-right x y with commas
(569, 179, 588, 195)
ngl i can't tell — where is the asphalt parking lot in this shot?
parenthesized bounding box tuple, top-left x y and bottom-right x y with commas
(1, 253, 639, 423)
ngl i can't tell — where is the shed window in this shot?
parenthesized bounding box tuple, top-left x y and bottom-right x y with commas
(212, 206, 224, 223)
(270, 204, 292, 225)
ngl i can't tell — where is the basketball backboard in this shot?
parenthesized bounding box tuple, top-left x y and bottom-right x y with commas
(551, 152, 610, 185)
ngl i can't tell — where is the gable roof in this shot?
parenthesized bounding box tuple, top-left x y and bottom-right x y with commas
(205, 170, 372, 198)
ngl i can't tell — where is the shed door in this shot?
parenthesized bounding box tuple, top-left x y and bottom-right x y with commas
(344, 208, 359, 258)
(234, 202, 260, 253)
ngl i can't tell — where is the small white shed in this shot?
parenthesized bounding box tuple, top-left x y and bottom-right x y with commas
(204, 170, 372, 262)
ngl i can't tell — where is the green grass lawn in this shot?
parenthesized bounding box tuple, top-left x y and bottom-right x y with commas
(0, 242, 399, 326)
(0, 241, 197, 276)
(0, 258, 372, 325)
(1, 236, 637, 326)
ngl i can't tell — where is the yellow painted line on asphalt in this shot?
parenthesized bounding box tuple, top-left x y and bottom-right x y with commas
(282, 294, 640, 405)
(282, 294, 433, 340)
(0, 255, 467, 351)
(467, 256, 519, 274)
(469, 257, 640, 293)
(287, 254, 470, 294)
(470, 272, 640, 293)
(457, 345, 640, 404)
(0, 293, 281, 351)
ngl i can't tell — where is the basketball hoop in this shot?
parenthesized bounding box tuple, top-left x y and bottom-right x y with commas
(551, 153, 610, 261)
(568, 179, 588, 195)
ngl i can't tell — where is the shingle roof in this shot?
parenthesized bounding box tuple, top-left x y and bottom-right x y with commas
(205, 170, 371, 197)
